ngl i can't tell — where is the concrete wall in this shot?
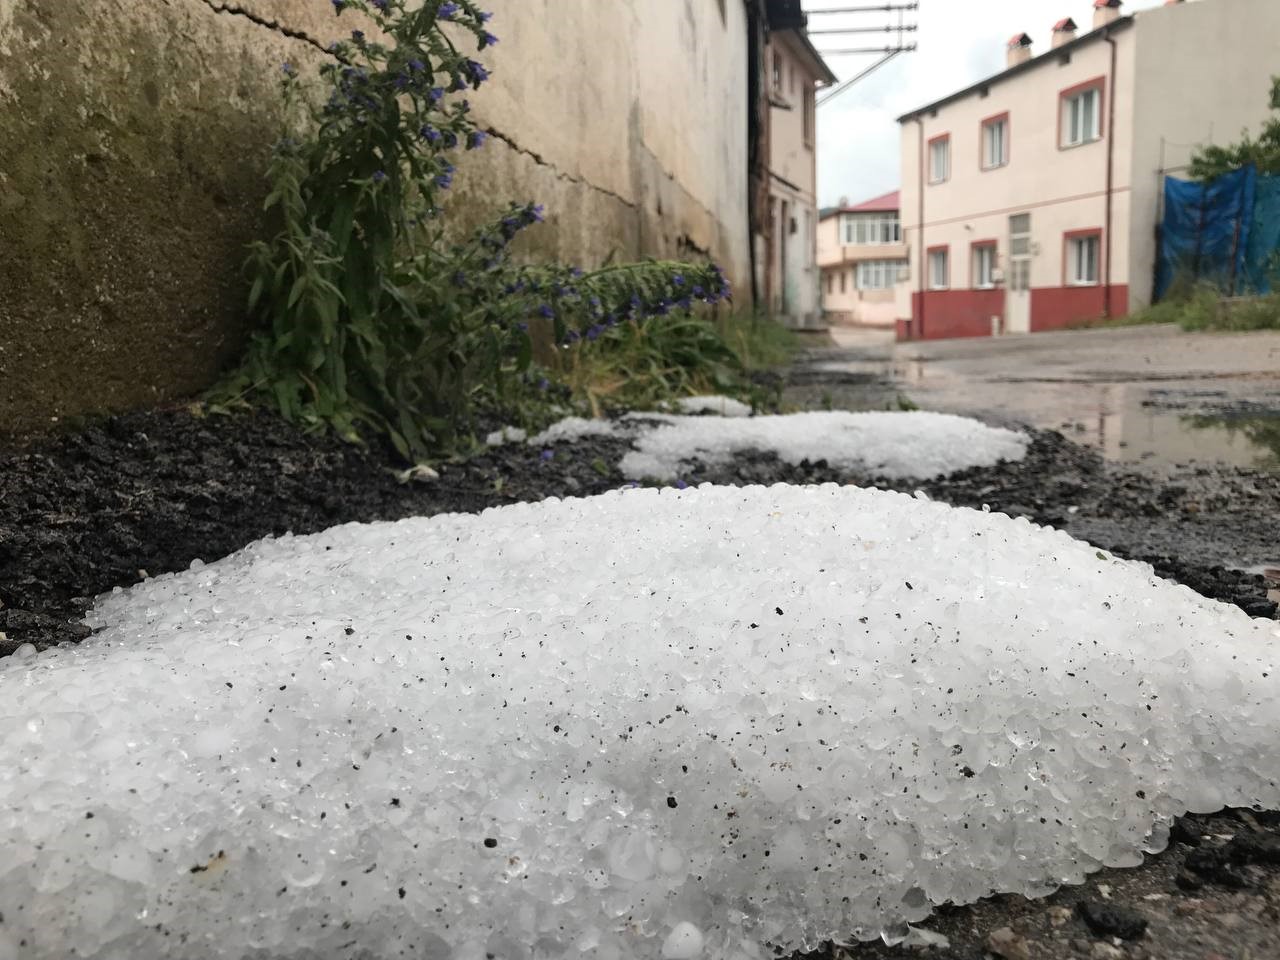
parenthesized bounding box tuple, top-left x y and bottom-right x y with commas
(0, 0, 752, 436)
(900, 22, 1137, 340)
(1128, 0, 1280, 310)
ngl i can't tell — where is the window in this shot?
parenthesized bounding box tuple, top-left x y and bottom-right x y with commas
(973, 244, 997, 289)
(1067, 233, 1101, 285)
(827, 273, 834, 295)
(927, 248, 949, 290)
(840, 270, 847, 293)
(1061, 83, 1102, 147)
(856, 259, 907, 290)
(928, 136, 950, 184)
(840, 213, 902, 246)
(772, 53, 783, 93)
(803, 87, 815, 148)
(982, 115, 1009, 169)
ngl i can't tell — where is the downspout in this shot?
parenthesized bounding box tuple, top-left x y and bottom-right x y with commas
(1104, 30, 1118, 318)
(915, 116, 926, 340)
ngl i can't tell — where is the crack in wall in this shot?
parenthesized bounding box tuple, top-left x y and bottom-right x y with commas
(481, 126, 638, 212)
(189, 1, 724, 255)
(195, 0, 334, 58)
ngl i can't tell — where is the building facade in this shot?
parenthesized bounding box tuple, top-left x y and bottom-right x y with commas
(897, 0, 1280, 341)
(817, 191, 908, 327)
(762, 1, 836, 329)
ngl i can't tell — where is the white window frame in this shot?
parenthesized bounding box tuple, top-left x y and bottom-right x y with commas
(982, 116, 1008, 169)
(856, 259, 909, 291)
(1067, 234, 1101, 286)
(973, 245, 996, 289)
(840, 213, 902, 246)
(1061, 86, 1101, 148)
(928, 137, 950, 184)
(928, 249, 949, 290)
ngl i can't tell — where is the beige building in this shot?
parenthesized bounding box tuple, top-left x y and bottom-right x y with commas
(762, 1, 836, 329)
(897, 0, 1280, 341)
(817, 191, 908, 327)
(0, 0, 761, 434)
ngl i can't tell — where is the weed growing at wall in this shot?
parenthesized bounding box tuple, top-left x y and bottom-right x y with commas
(224, 0, 732, 458)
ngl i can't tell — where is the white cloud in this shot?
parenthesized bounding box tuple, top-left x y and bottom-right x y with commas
(812, 0, 1170, 207)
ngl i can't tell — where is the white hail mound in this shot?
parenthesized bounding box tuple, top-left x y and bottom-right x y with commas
(672, 396, 754, 418)
(618, 411, 1027, 481)
(2, 485, 1277, 960)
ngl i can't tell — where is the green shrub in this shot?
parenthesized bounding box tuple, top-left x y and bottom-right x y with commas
(221, 0, 730, 458)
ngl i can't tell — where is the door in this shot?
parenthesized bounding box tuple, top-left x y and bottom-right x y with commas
(779, 200, 791, 316)
(1006, 213, 1032, 334)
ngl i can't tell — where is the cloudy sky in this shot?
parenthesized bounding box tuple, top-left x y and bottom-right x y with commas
(812, 0, 1170, 208)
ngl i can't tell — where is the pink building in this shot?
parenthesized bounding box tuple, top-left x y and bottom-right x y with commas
(817, 191, 908, 327)
(897, 0, 1280, 341)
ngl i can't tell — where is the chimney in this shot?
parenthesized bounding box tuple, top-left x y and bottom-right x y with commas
(1093, 0, 1123, 29)
(838, 196, 850, 208)
(1006, 33, 1033, 68)
(1052, 17, 1078, 48)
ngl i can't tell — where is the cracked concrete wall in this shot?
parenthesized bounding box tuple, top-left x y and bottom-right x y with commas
(0, 0, 751, 436)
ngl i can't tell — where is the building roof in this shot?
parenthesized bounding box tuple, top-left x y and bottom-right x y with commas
(766, 0, 838, 87)
(819, 190, 900, 219)
(897, 15, 1134, 123)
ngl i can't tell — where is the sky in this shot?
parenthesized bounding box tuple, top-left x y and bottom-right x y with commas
(812, 0, 1170, 208)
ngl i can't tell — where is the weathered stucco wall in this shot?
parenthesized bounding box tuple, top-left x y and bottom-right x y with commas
(0, 0, 751, 436)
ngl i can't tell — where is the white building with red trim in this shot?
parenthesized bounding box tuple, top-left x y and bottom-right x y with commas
(817, 191, 908, 327)
(896, 0, 1280, 341)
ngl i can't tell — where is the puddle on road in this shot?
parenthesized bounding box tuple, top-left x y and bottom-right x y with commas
(1062, 407, 1280, 472)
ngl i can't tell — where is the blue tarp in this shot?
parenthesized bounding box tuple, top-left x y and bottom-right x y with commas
(1156, 165, 1258, 300)
(1246, 174, 1280, 294)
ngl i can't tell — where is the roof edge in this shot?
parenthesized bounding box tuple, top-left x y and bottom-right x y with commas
(896, 16, 1133, 123)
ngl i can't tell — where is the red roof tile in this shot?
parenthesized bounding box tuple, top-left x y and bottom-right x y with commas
(846, 190, 900, 213)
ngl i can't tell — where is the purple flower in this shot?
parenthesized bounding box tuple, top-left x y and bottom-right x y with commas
(372, 170, 387, 183)
(282, 62, 296, 77)
(427, 87, 444, 103)
(675, 480, 689, 490)
(538, 304, 554, 319)
(408, 58, 425, 72)
(539, 449, 554, 462)
(479, 11, 493, 21)
(419, 124, 441, 143)
(351, 29, 365, 43)
(435, 170, 453, 189)
(442, 131, 458, 148)
(586, 325, 603, 341)
(331, 0, 345, 12)
(480, 32, 498, 48)
(439, 1, 459, 16)
(517, 322, 529, 332)
(672, 274, 685, 287)
(467, 130, 488, 150)
(370, 0, 389, 11)
(532, 204, 546, 222)
(462, 59, 490, 84)
(537, 377, 550, 391)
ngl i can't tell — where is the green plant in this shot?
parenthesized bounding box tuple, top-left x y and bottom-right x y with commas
(1120, 283, 1280, 332)
(1190, 76, 1280, 180)
(222, 0, 730, 458)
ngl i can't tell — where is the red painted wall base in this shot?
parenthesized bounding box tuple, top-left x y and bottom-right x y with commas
(899, 285, 1129, 341)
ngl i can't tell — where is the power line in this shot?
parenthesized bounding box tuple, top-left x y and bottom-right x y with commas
(815, 49, 905, 107)
(806, 2, 918, 13)
(808, 24, 918, 34)
(818, 44, 916, 56)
